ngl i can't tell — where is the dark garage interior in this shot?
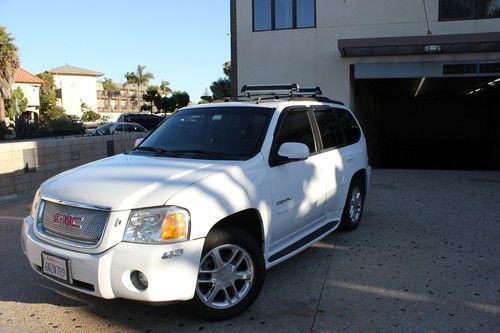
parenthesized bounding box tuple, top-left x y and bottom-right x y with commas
(354, 76, 500, 170)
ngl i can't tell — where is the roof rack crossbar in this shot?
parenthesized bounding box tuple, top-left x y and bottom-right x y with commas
(241, 83, 300, 95)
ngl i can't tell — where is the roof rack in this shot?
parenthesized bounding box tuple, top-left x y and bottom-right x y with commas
(237, 83, 344, 105)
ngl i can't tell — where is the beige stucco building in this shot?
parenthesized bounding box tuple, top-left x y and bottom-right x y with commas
(48, 65, 103, 117)
(232, 0, 500, 169)
(12, 67, 44, 119)
(96, 82, 140, 121)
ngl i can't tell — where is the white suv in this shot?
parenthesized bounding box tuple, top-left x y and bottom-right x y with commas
(22, 84, 370, 320)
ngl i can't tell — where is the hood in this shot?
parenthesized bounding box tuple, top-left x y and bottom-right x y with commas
(41, 154, 240, 210)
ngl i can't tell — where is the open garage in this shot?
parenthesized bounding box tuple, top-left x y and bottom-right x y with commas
(353, 62, 500, 170)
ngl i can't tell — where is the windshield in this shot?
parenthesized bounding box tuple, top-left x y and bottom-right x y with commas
(132, 106, 274, 160)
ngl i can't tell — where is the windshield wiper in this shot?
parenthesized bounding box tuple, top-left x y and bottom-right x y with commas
(132, 146, 171, 156)
(168, 150, 240, 159)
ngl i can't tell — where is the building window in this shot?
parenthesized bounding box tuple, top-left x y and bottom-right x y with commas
(439, 0, 500, 20)
(253, 0, 316, 31)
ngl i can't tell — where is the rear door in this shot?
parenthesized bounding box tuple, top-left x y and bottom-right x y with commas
(311, 106, 347, 213)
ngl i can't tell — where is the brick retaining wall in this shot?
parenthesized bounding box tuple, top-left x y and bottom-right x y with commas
(0, 133, 146, 200)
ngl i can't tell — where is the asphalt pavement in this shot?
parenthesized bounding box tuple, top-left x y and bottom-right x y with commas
(0, 169, 499, 332)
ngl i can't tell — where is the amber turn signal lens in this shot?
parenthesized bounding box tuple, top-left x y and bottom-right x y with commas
(160, 213, 187, 241)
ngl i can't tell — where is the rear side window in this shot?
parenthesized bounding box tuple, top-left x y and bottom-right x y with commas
(333, 108, 361, 145)
(276, 109, 316, 153)
(313, 109, 343, 149)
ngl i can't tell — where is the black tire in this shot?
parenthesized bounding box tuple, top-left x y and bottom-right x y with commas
(187, 226, 265, 321)
(339, 176, 365, 231)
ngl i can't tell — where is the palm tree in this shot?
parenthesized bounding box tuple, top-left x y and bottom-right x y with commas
(0, 26, 19, 120)
(158, 80, 172, 97)
(102, 77, 118, 111)
(124, 65, 154, 112)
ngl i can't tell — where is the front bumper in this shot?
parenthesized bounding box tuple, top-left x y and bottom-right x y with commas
(21, 216, 205, 302)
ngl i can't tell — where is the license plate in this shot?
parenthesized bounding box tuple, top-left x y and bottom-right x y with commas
(41, 252, 71, 283)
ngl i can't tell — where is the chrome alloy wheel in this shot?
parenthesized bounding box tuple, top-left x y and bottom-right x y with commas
(196, 244, 254, 309)
(349, 186, 363, 223)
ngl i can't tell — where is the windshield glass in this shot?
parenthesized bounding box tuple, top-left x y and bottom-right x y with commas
(133, 106, 274, 160)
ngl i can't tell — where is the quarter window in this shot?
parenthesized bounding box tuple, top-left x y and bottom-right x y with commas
(313, 109, 343, 149)
(439, 0, 500, 20)
(332, 108, 361, 146)
(276, 110, 316, 154)
(253, 0, 316, 31)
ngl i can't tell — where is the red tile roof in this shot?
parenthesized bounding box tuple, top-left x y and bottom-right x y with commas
(14, 67, 44, 84)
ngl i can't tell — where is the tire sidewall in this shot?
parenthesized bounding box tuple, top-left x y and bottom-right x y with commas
(188, 226, 265, 321)
(340, 177, 365, 231)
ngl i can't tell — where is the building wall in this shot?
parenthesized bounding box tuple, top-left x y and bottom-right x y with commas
(12, 83, 41, 112)
(236, 0, 500, 106)
(54, 75, 99, 116)
(96, 82, 140, 116)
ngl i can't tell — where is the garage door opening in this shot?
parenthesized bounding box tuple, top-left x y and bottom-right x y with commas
(354, 76, 500, 170)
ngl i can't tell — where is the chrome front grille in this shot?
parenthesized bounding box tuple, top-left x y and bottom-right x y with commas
(39, 200, 110, 245)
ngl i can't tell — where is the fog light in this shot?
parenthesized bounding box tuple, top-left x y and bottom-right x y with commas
(130, 270, 148, 290)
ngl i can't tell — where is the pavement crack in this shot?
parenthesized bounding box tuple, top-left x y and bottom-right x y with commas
(309, 249, 334, 333)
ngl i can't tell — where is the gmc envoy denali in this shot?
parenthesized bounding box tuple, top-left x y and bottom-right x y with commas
(22, 84, 370, 320)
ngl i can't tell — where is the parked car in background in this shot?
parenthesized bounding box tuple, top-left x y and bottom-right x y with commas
(117, 113, 164, 131)
(93, 122, 148, 135)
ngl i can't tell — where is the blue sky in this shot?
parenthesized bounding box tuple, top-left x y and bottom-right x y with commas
(0, 0, 230, 101)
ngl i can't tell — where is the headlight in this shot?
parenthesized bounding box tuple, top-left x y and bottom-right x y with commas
(123, 206, 190, 244)
(30, 189, 42, 220)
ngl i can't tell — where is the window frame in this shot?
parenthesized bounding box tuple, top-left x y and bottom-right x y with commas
(439, 0, 500, 21)
(269, 106, 320, 167)
(252, 0, 317, 32)
(331, 107, 361, 147)
(310, 106, 346, 153)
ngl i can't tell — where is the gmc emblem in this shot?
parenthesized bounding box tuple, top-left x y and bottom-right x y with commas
(53, 213, 83, 229)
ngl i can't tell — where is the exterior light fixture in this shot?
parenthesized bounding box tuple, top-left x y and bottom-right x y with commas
(423, 45, 441, 54)
(414, 77, 426, 98)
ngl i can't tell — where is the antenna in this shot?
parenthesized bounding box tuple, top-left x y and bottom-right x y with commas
(422, 0, 432, 36)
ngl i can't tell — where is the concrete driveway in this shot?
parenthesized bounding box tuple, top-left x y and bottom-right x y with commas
(0, 170, 499, 332)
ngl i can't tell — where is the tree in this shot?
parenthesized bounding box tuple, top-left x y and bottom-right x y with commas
(142, 85, 159, 114)
(102, 77, 119, 96)
(157, 91, 190, 114)
(210, 78, 231, 100)
(0, 26, 20, 120)
(37, 72, 56, 113)
(223, 61, 231, 79)
(80, 102, 100, 122)
(158, 80, 172, 97)
(36, 72, 61, 122)
(124, 65, 154, 112)
(5, 86, 28, 118)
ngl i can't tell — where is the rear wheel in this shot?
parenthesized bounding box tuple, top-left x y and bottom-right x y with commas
(339, 177, 365, 231)
(188, 226, 265, 321)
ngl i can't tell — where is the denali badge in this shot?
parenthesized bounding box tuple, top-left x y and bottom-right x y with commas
(53, 213, 83, 229)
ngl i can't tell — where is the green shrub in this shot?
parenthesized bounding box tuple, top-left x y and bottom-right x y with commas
(14, 117, 39, 139)
(14, 116, 85, 139)
(81, 109, 101, 122)
(40, 117, 85, 136)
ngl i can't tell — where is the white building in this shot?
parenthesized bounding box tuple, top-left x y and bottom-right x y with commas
(48, 64, 103, 117)
(231, 0, 500, 169)
(12, 67, 43, 119)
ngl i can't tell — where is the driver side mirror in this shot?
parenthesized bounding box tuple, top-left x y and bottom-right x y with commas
(134, 138, 143, 147)
(277, 142, 310, 161)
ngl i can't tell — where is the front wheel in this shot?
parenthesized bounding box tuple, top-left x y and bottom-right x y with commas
(187, 226, 265, 321)
(339, 177, 365, 231)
